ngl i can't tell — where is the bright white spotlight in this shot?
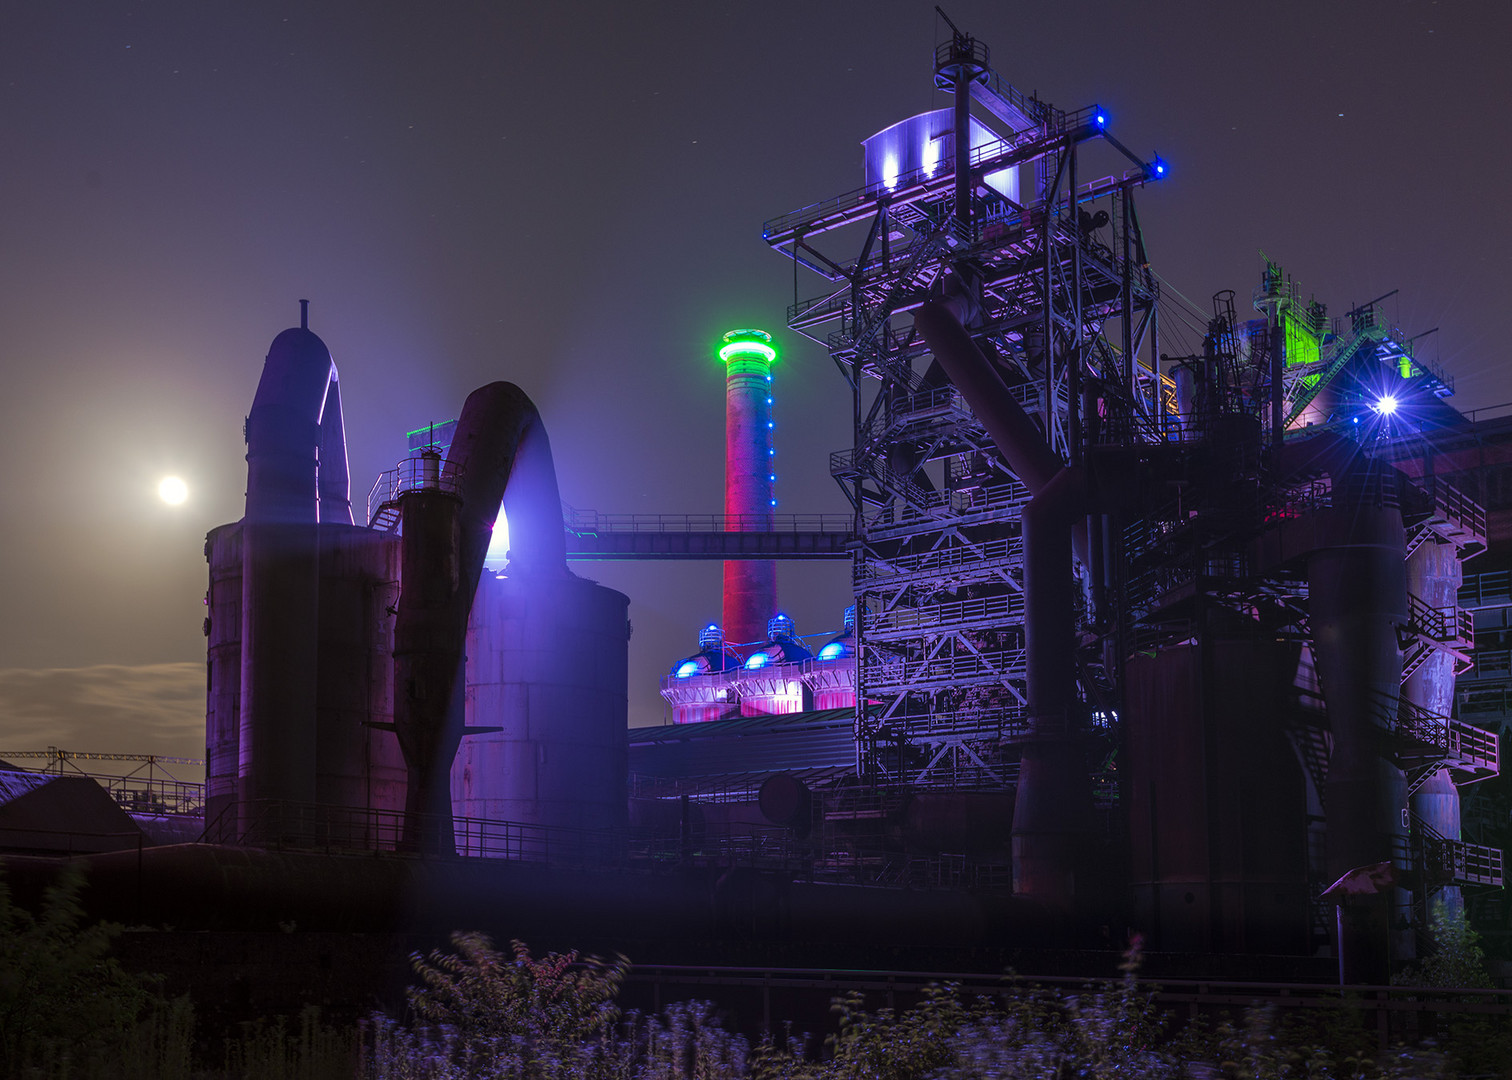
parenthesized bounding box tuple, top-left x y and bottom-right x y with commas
(158, 476, 188, 505)
(1375, 395, 1399, 416)
(483, 507, 511, 570)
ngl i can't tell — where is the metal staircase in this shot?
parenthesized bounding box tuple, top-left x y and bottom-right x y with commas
(1400, 592, 1474, 684)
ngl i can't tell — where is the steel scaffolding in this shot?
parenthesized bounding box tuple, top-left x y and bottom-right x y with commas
(764, 22, 1163, 785)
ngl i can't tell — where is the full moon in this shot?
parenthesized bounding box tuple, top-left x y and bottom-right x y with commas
(158, 476, 189, 505)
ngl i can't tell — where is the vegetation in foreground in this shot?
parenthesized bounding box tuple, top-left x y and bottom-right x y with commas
(3, 868, 1511, 1078)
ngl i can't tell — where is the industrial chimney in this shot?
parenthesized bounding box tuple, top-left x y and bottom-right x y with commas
(719, 329, 779, 650)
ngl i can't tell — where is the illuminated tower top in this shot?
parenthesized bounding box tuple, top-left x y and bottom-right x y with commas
(720, 329, 777, 369)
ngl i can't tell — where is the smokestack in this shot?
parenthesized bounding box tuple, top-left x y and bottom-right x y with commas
(719, 329, 779, 649)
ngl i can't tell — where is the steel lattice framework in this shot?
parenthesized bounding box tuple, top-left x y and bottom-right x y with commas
(764, 25, 1166, 786)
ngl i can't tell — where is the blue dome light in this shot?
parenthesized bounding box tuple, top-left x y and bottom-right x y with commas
(819, 642, 845, 660)
(745, 652, 769, 670)
(675, 660, 701, 678)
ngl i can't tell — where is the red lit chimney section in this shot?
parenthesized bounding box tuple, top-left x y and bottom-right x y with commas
(720, 329, 778, 650)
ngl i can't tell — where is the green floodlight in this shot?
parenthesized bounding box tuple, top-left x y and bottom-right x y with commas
(718, 328, 777, 365)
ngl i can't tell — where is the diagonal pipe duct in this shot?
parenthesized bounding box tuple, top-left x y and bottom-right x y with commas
(914, 299, 1091, 910)
(392, 381, 569, 852)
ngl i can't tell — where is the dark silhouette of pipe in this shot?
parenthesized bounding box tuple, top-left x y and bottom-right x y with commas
(392, 382, 569, 853)
(914, 299, 1091, 910)
(1274, 434, 1408, 984)
(239, 324, 345, 835)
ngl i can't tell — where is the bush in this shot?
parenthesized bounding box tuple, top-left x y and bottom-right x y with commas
(0, 865, 192, 1079)
(362, 933, 632, 1079)
(352, 931, 1502, 1079)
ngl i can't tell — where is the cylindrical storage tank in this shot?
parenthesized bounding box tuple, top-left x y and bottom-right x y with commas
(315, 524, 406, 827)
(1309, 516, 1410, 980)
(453, 572, 631, 845)
(239, 519, 320, 832)
(204, 522, 243, 840)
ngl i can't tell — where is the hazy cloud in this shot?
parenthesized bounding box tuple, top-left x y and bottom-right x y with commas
(0, 663, 204, 760)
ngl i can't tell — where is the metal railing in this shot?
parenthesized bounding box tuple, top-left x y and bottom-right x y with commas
(762, 125, 1042, 243)
(1459, 683, 1512, 718)
(856, 535, 1022, 588)
(866, 704, 1029, 743)
(366, 456, 464, 526)
(1461, 568, 1512, 609)
(623, 963, 1512, 1053)
(562, 507, 853, 536)
(1422, 474, 1487, 543)
(1462, 647, 1511, 680)
(1394, 697, 1499, 774)
(0, 748, 206, 816)
(1407, 593, 1473, 648)
(862, 646, 1027, 693)
(865, 593, 1026, 641)
(1413, 812, 1504, 888)
(199, 799, 1014, 891)
(97, 776, 205, 816)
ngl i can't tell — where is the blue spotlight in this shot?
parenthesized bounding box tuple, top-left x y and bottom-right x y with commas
(1375, 394, 1399, 416)
(1094, 107, 1107, 127)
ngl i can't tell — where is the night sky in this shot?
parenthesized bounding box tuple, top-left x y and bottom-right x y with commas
(0, 1, 1506, 754)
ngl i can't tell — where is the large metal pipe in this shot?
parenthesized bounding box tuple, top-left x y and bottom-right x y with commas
(914, 302, 1062, 493)
(238, 325, 344, 835)
(392, 382, 569, 852)
(1013, 466, 1090, 904)
(1275, 434, 1409, 982)
(914, 300, 1090, 909)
